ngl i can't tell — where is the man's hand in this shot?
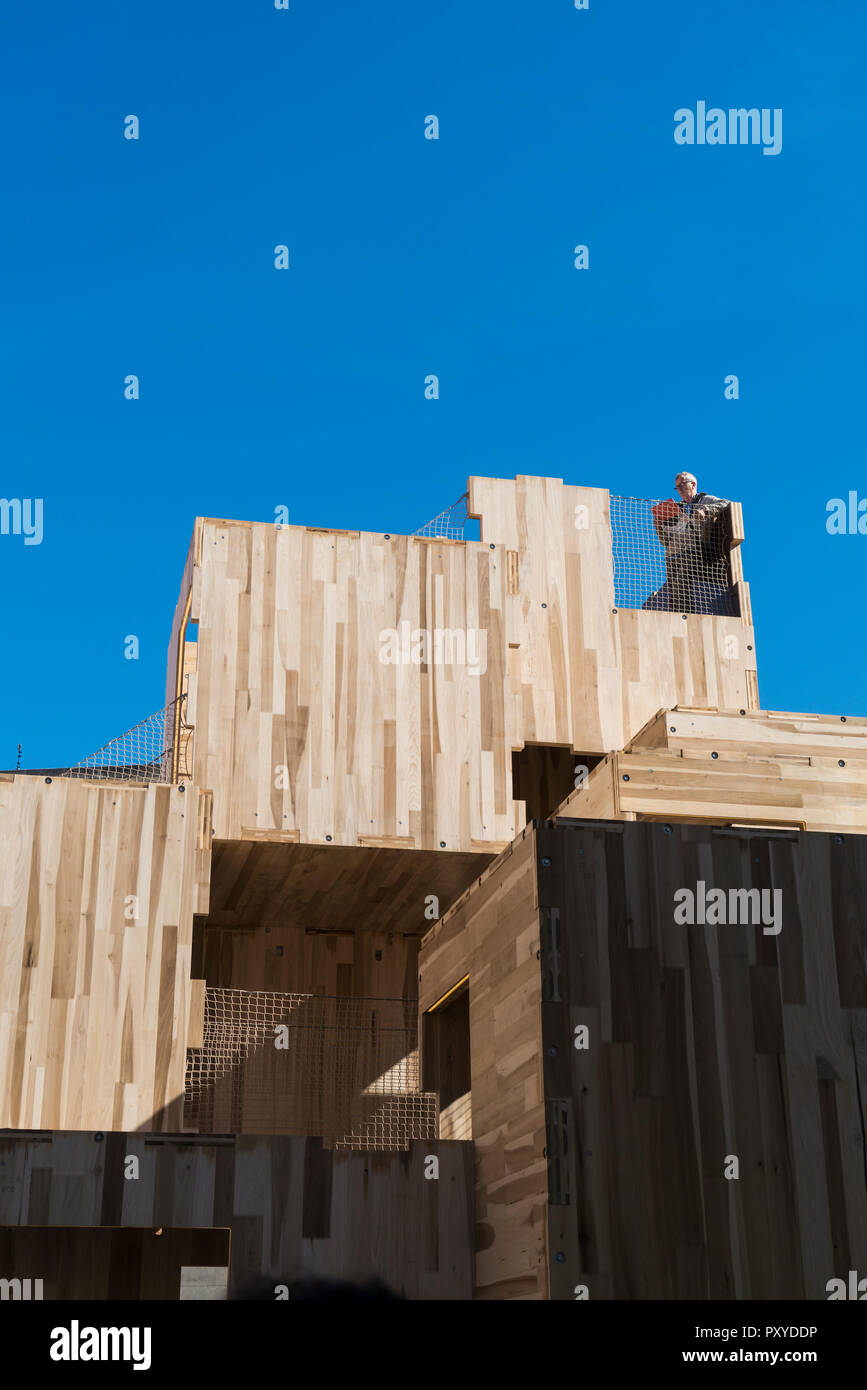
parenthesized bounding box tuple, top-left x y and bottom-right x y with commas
(694, 507, 707, 520)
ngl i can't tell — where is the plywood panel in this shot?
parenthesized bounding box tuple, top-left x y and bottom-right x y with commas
(0, 1134, 474, 1301)
(536, 820, 867, 1299)
(0, 1225, 229, 1300)
(0, 777, 212, 1132)
(632, 706, 867, 759)
(617, 750, 866, 833)
(555, 707, 867, 835)
(200, 922, 419, 998)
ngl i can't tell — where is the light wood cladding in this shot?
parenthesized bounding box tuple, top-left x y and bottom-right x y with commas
(167, 475, 755, 851)
(555, 706, 867, 834)
(0, 1132, 474, 1300)
(615, 750, 867, 833)
(0, 776, 212, 1132)
(206, 838, 491, 936)
(187, 978, 206, 1048)
(632, 705, 867, 758)
(419, 829, 548, 1299)
(468, 475, 756, 749)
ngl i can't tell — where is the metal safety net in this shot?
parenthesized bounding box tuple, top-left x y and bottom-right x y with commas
(63, 695, 193, 784)
(185, 988, 438, 1151)
(413, 492, 479, 542)
(610, 495, 737, 616)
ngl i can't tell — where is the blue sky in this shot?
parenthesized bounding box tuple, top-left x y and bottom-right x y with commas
(1, 0, 864, 768)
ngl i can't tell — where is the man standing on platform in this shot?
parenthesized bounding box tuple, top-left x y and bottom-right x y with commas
(645, 472, 732, 614)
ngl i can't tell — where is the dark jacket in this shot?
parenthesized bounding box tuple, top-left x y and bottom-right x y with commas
(655, 492, 729, 541)
(647, 492, 733, 614)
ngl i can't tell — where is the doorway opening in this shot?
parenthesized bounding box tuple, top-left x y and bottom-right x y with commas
(512, 745, 604, 821)
(423, 976, 471, 1140)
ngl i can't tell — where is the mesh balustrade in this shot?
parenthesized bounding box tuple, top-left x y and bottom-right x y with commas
(610, 495, 737, 616)
(63, 695, 193, 784)
(185, 988, 438, 1151)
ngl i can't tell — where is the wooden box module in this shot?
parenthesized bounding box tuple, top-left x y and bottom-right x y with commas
(165, 475, 756, 851)
(0, 1134, 473, 1300)
(418, 819, 867, 1299)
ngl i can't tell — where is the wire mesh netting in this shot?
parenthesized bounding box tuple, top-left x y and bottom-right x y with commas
(414, 492, 479, 541)
(610, 495, 737, 616)
(332, 1094, 439, 1152)
(185, 988, 438, 1151)
(63, 695, 193, 784)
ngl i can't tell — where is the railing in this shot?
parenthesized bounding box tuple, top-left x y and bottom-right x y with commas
(185, 988, 438, 1150)
(62, 694, 193, 785)
(610, 494, 738, 616)
(414, 492, 479, 541)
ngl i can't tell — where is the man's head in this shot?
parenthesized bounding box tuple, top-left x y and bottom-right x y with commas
(675, 472, 698, 501)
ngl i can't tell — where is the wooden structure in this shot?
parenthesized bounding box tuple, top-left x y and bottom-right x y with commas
(419, 831, 547, 1297)
(165, 476, 756, 850)
(555, 706, 867, 834)
(3, 471, 866, 1300)
(0, 1133, 473, 1299)
(0, 776, 211, 1133)
(418, 819, 867, 1299)
(0, 1226, 230, 1301)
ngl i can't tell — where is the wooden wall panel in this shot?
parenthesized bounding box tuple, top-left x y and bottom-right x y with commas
(0, 1225, 229, 1300)
(555, 707, 867, 834)
(632, 706, 867, 759)
(180, 517, 522, 850)
(168, 476, 755, 852)
(419, 829, 548, 1299)
(0, 777, 212, 1133)
(536, 821, 867, 1299)
(200, 923, 419, 998)
(0, 1134, 474, 1300)
(613, 750, 867, 832)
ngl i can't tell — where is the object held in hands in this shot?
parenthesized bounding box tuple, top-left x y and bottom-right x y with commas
(652, 499, 681, 524)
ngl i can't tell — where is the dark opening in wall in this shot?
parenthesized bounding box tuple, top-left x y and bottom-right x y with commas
(512, 745, 604, 821)
(191, 916, 205, 979)
(423, 977, 471, 1140)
